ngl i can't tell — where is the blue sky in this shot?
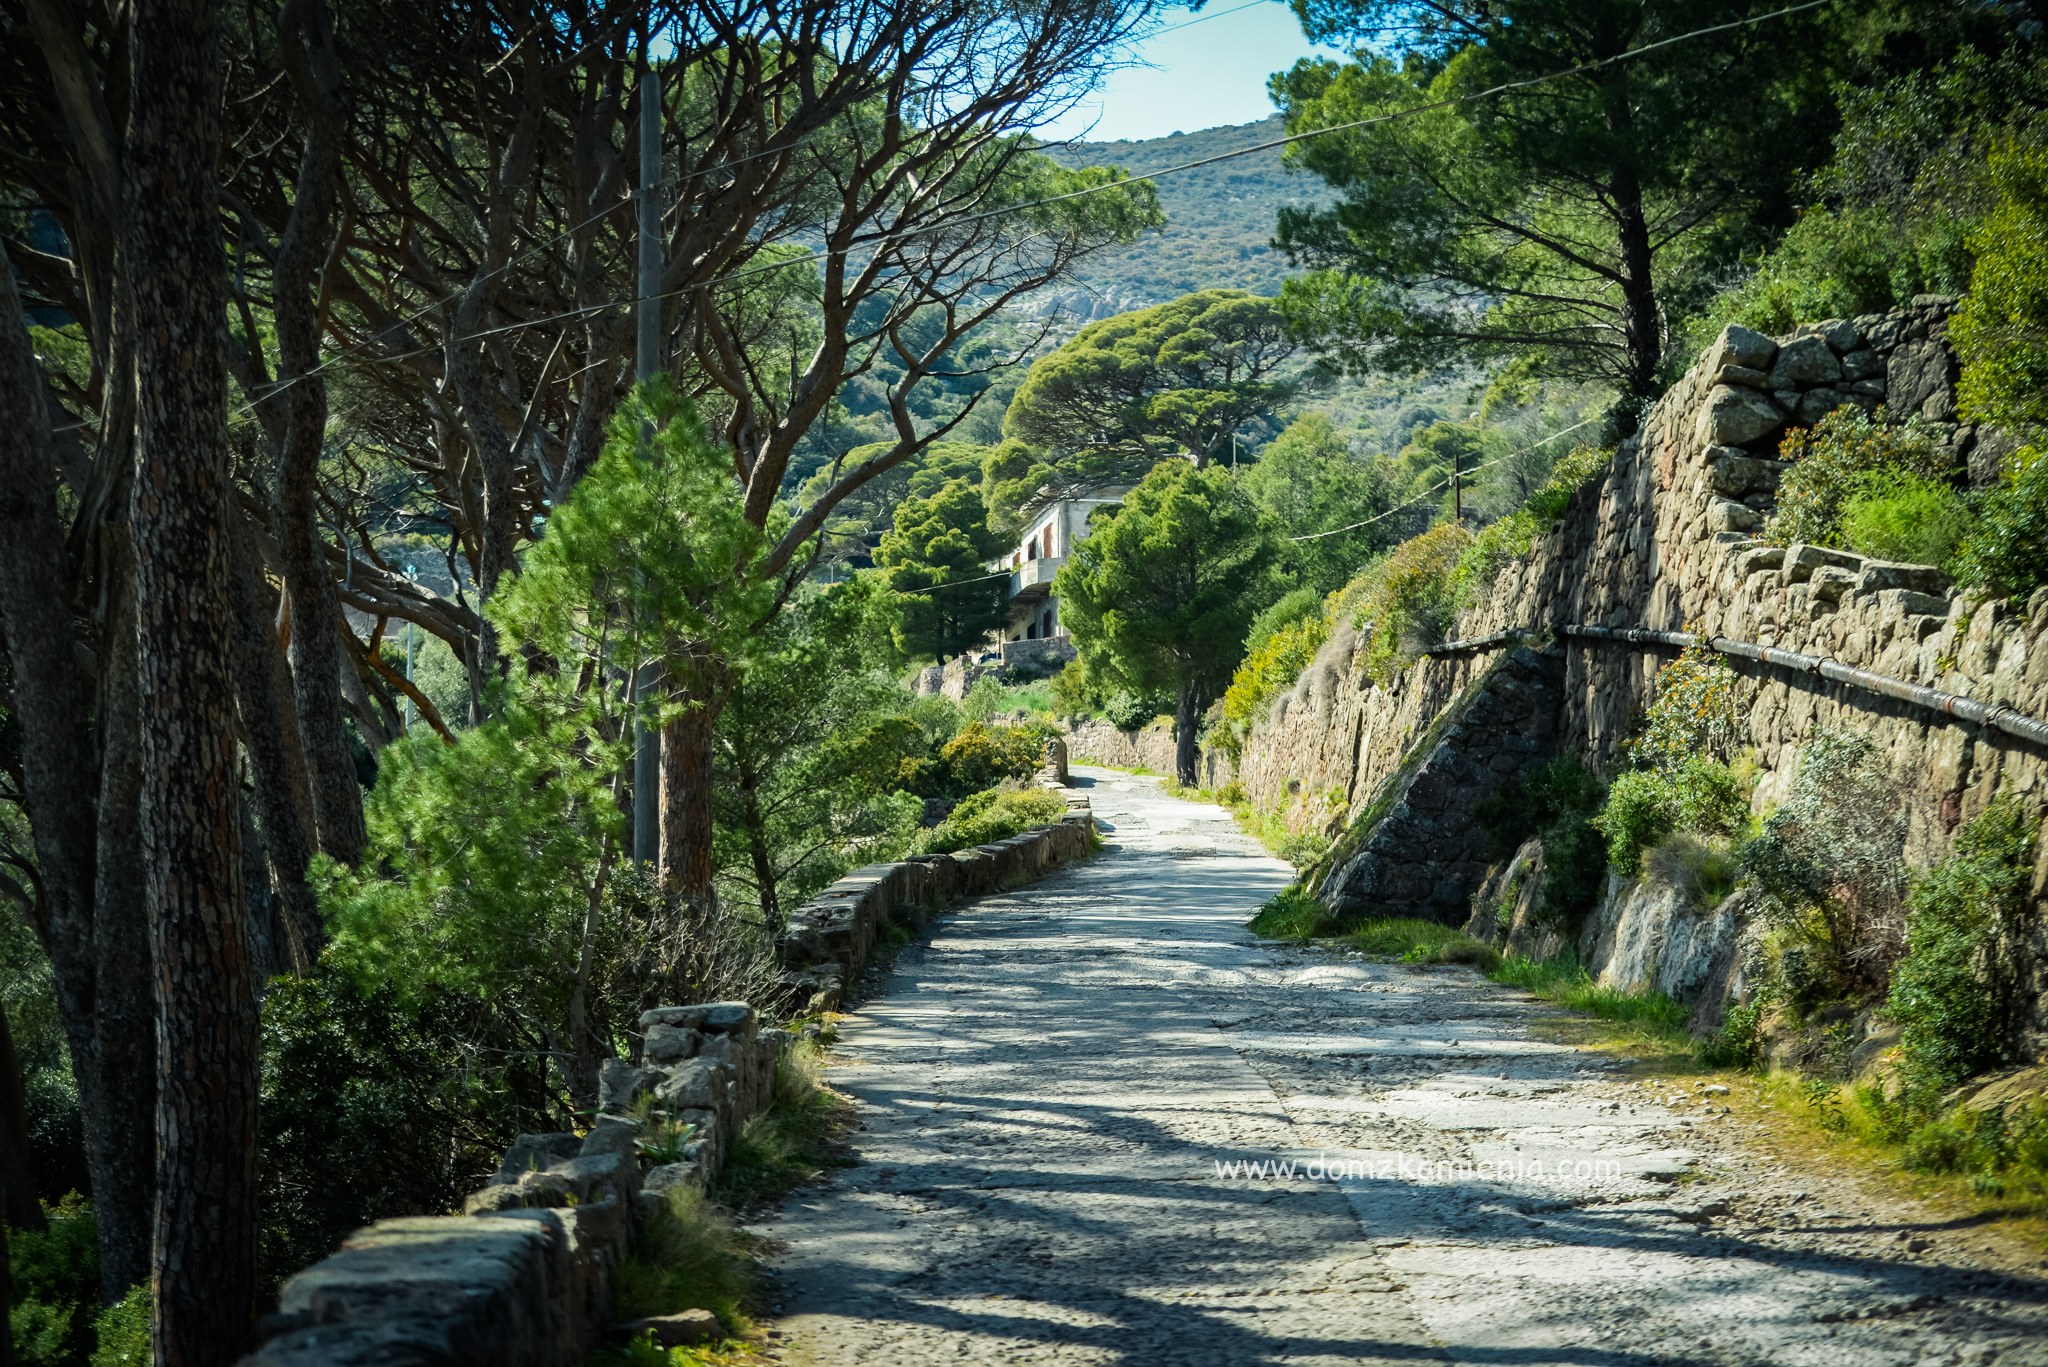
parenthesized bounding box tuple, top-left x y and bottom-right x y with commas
(1034, 1, 1348, 144)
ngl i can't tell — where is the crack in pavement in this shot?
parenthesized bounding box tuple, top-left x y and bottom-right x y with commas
(754, 769, 2048, 1366)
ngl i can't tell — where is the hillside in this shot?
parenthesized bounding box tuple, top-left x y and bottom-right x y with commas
(1033, 116, 1322, 318)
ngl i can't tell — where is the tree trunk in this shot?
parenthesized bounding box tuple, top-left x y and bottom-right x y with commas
(1600, 66, 1661, 411)
(738, 758, 780, 933)
(0, 1001, 44, 1231)
(125, 1, 261, 1359)
(658, 688, 721, 905)
(1173, 685, 1201, 789)
(225, 517, 323, 968)
(272, 0, 363, 866)
(89, 540, 158, 1300)
(0, 244, 154, 1301)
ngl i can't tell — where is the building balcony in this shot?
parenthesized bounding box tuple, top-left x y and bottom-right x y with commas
(1008, 555, 1063, 601)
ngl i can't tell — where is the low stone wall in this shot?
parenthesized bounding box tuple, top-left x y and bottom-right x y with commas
(245, 1002, 781, 1366)
(246, 800, 1099, 1366)
(912, 637, 1078, 700)
(1063, 718, 1236, 788)
(775, 790, 1098, 1012)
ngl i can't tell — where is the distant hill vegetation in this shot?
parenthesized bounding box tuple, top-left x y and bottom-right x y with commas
(1034, 116, 1322, 319)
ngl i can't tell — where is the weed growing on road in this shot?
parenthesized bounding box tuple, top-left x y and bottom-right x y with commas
(1349, 917, 1499, 970)
(1490, 955, 1691, 1045)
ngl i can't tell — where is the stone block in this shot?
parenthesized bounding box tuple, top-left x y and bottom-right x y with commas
(638, 1005, 712, 1031)
(598, 1059, 660, 1113)
(494, 1133, 582, 1185)
(1808, 565, 1857, 606)
(642, 1023, 697, 1066)
(1713, 363, 1771, 389)
(1888, 337, 1953, 416)
(1695, 384, 1784, 447)
(1818, 318, 1863, 354)
(1795, 388, 1844, 424)
(1839, 348, 1883, 380)
(1705, 447, 1771, 496)
(1855, 561, 1952, 597)
(1781, 543, 1865, 583)
(1705, 323, 1776, 373)
(655, 1058, 725, 1111)
(699, 1002, 754, 1034)
(1706, 497, 1762, 534)
(580, 1116, 641, 1161)
(1768, 335, 1842, 387)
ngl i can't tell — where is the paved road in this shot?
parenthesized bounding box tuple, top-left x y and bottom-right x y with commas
(759, 769, 2048, 1366)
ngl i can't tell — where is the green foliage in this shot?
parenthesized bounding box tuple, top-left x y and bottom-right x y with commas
(1888, 799, 2036, 1093)
(935, 721, 1052, 794)
(87, 1288, 148, 1367)
(1954, 126, 2048, 435)
(1046, 659, 1106, 718)
(1102, 690, 1171, 732)
(1765, 406, 1948, 550)
(1488, 955, 1692, 1040)
(1349, 917, 1500, 970)
(1475, 755, 1609, 928)
(258, 970, 549, 1287)
(8, 1195, 100, 1367)
(916, 787, 1068, 855)
(1839, 472, 1973, 566)
(1626, 646, 1742, 773)
(1246, 887, 1341, 940)
(1742, 728, 1909, 1000)
(1592, 760, 1747, 874)
(493, 382, 776, 678)
(713, 581, 926, 917)
(1955, 445, 2048, 600)
(875, 478, 1006, 663)
(0, 900, 83, 1202)
(1218, 598, 1330, 752)
(1005, 290, 1305, 482)
(1273, 0, 1832, 395)
(1344, 522, 1472, 684)
(612, 1184, 756, 1331)
(1055, 460, 1276, 718)
(1241, 415, 1394, 594)
(1453, 444, 1609, 602)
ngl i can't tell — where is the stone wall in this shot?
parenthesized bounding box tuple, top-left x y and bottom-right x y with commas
(244, 1002, 781, 1366)
(911, 636, 1077, 700)
(1063, 717, 1237, 788)
(775, 788, 1098, 1012)
(1236, 296, 2048, 1051)
(245, 795, 1099, 1366)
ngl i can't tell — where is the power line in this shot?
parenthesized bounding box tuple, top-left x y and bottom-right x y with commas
(44, 0, 1828, 432)
(1286, 415, 1604, 542)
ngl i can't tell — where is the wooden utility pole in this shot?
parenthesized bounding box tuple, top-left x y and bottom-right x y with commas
(632, 63, 661, 864)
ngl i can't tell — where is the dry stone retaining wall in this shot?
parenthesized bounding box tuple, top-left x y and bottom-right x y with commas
(1062, 717, 1237, 788)
(1238, 296, 2048, 1053)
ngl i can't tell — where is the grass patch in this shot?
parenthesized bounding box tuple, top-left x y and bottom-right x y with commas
(1170, 779, 1334, 868)
(711, 1040, 856, 1209)
(1490, 955, 1691, 1043)
(1347, 917, 1500, 970)
(595, 1184, 765, 1367)
(1247, 886, 1341, 939)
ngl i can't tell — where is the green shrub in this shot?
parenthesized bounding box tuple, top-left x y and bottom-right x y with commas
(1839, 472, 1973, 567)
(1593, 759, 1745, 873)
(1741, 728, 1909, 1000)
(1955, 445, 2048, 600)
(1453, 444, 1609, 601)
(8, 1195, 102, 1367)
(916, 786, 1067, 854)
(1473, 755, 1607, 929)
(1626, 645, 1740, 773)
(1047, 659, 1107, 718)
(1218, 603, 1328, 751)
(1766, 407, 1947, 550)
(88, 1289, 148, 1367)
(712, 1041, 852, 1209)
(1102, 688, 1172, 732)
(935, 720, 1052, 793)
(1953, 130, 2048, 435)
(1888, 798, 2036, 1093)
(1344, 522, 1474, 684)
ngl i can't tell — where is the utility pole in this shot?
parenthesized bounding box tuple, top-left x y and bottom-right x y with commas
(631, 62, 661, 865)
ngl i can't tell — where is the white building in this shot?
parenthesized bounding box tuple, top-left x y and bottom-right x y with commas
(993, 492, 1122, 643)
